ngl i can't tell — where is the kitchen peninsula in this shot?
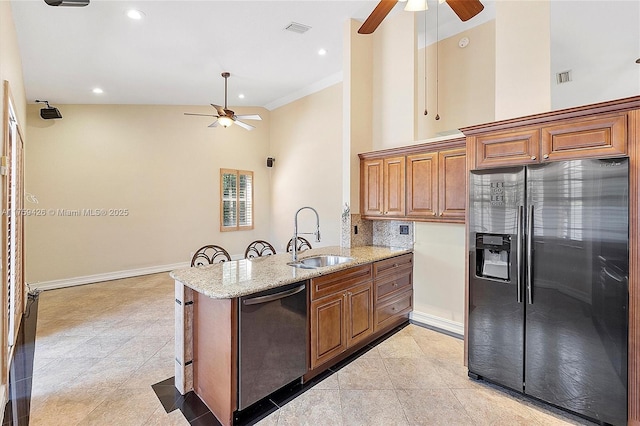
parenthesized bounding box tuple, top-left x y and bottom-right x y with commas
(171, 245, 414, 426)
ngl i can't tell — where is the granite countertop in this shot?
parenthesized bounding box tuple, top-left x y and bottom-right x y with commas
(169, 245, 411, 299)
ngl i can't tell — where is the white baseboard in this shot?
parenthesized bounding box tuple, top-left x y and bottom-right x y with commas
(30, 262, 191, 292)
(410, 310, 465, 337)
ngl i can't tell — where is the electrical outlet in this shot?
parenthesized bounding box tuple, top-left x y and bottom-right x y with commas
(399, 225, 409, 235)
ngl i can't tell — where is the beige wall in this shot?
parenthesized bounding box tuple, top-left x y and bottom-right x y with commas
(268, 83, 343, 251)
(495, 0, 551, 120)
(25, 104, 271, 284)
(417, 20, 496, 139)
(372, 12, 417, 150)
(0, 1, 27, 129)
(413, 222, 466, 327)
(343, 19, 374, 213)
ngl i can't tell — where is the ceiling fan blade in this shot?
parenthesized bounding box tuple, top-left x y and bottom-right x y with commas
(234, 114, 262, 121)
(233, 120, 255, 131)
(208, 120, 219, 128)
(358, 0, 398, 34)
(184, 112, 219, 117)
(446, 0, 484, 22)
(211, 104, 226, 116)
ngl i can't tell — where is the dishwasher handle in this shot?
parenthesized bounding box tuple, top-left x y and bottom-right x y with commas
(242, 284, 306, 306)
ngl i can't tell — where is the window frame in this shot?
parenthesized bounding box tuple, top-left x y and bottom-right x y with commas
(219, 168, 254, 232)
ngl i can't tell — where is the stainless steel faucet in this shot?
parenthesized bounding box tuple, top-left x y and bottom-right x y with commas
(292, 206, 321, 261)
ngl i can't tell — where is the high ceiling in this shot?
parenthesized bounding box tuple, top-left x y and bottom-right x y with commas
(10, 0, 494, 109)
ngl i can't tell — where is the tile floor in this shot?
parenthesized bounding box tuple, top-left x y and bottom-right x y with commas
(29, 273, 595, 425)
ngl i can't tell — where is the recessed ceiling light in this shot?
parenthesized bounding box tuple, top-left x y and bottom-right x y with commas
(92, 88, 104, 94)
(238, 94, 245, 99)
(126, 9, 145, 20)
(318, 48, 328, 56)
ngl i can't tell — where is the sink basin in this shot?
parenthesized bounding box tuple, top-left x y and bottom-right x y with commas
(288, 255, 353, 269)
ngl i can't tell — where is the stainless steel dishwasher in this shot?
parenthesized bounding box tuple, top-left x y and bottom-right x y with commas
(238, 281, 308, 410)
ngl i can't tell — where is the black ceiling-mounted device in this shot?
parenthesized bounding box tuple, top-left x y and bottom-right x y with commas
(44, 0, 90, 6)
(35, 100, 62, 120)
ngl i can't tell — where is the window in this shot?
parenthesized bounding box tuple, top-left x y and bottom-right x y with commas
(220, 169, 253, 231)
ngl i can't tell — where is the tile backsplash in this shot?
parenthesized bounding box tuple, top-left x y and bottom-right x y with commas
(373, 220, 414, 249)
(342, 214, 413, 250)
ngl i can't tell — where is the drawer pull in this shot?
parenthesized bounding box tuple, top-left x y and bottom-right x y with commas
(392, 307, 396, 311)
(393, 263, 398, 268)
(392, 282, 397, 287)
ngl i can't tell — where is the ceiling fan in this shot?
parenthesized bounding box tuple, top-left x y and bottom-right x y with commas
(358, 0, 484, 34)
(184, 72, 262, 131)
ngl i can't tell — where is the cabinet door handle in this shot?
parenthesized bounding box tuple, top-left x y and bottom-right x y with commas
(543, 154, 549, 159)
(392, 282, 398, 287)
(347, 292, 352, 296)
(392, 307, 397, 311)
(530, 156, 537, 161)
(393, 263, 398, 268)
(432, 211, 437, 216)
(439, 212, 443, 217)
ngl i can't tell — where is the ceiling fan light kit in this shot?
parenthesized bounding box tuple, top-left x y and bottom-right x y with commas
(218, 116, 233, 128)
(404, 0, 427, 12)
(358, 0, 483, 34)
(184, 72, 262, 131)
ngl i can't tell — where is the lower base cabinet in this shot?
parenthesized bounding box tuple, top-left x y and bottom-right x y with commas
(309, 270, 374, 370)
(309, 254, 413, 371)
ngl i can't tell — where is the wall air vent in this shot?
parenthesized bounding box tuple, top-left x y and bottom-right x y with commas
(556, 70, 572, 84)
(284, 22, 311, 34)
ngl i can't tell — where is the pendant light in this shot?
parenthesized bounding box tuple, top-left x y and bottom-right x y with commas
(435, 0, 440, 121)
(423, 8, 428, 116)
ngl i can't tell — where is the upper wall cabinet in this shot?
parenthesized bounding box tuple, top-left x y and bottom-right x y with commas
(469, 112, 628, 169)
(359, 138, 466, 223)
(361, 156, 405, 218)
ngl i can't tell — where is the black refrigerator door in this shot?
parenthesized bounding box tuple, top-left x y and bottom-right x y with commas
(525, 158, 628, 426)
(468, 167, 525, 391)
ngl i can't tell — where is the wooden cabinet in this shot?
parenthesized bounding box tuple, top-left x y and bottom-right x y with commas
(361, 159, 383, 216)
(406, 152, 437, 217)
(474, 128, 540, 168)
(438, 148, 466, 220)
(361, 156, 405, 217)
(309, 265, 374, 370)
(309, 254, 414, 370)
(361, 138, 466, 223)
(472, 113, 627, 169)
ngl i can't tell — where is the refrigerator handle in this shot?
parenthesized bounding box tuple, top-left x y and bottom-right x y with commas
(527, 204, 534, 304)
(516, 206, 523, 303)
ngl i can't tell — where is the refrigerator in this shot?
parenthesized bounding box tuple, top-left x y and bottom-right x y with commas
(468, 157, 628, 426)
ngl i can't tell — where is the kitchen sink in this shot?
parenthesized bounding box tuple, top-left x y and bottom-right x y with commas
(288, 255, 353, 269)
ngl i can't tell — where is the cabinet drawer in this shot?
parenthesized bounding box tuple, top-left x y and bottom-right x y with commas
(374, 289, 413, 332)
(373, 254, 413, 278)
(310, 264, 372, 301)
(376, 270, 412, 301)
(541, 113, 627, 161)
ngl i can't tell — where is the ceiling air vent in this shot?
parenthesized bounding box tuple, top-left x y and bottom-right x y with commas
(556, 70, 572, 84)
(284, 22, 311, 34)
